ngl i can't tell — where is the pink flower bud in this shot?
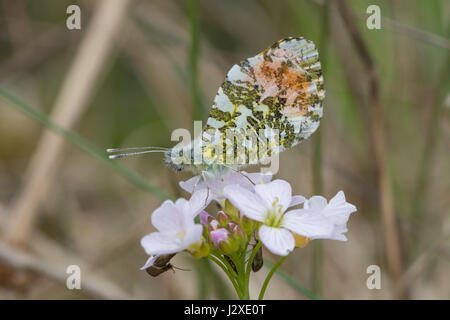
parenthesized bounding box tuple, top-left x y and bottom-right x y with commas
(210, 228, 230, 248)
(210, 228, 239, 254)
(228, 222, 247, 248)
(200, 211, 212, 225)
(208, 219, 220, 231)
(228, 222, 245, 238)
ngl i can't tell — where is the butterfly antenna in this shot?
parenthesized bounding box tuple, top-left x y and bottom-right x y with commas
(107, 146, 168, 153)
(108, 149, 166, 159)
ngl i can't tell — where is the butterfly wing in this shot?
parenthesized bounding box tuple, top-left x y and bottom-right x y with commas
(201, 37, 324, 167)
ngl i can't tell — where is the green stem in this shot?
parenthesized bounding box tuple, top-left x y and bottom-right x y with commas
(244, 241, 262, 294)
(210, 251, 237, 278)
(237, 253, 248, 299)
(263, 261, 320, 300)
(207, 255, 242, 299)
(187, 0, 203, 121)
(258, 256, 287, 300)
(311, 0, 329, 297)
(195, 258, 209, 299)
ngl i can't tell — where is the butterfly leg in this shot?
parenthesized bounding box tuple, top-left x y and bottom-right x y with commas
(191, 174, 204, 194)
(221, 164, 256, 186)
(200, 171, 211, 207)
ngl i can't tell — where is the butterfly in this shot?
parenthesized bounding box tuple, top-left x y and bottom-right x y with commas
(108, 37, 324, 181)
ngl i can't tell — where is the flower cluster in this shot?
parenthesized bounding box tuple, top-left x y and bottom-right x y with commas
(140, 171, 356, 298)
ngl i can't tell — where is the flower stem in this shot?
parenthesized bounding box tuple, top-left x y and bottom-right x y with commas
(258, 255, 287, 300)
(244, 241, 262, 293)
(210, 250, 237, 277)
(207, 255, 242, 299)
(236, 255, 248, 299)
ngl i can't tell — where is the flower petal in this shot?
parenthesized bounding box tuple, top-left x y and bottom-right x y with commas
(188, 189, 211, 217)
(289, 195, 306, 207)
(258, 225, 295, 256)
(182, 224, 204, 247)
(179, 175, 203, 194)
(223, 185, 268, 222)
(199, 211, 212, 225)
(140, 232, 183, 255)
(281, 209, 334, 238)
(255, 180, 292, 212)
(210, 228, 230, 248)
(179, 171, 272, 203)
(304, 196, 327, 210)
(174, 198, 190, 216)
(140, 255, 158, 270)
(324, 191, 357, 224)
(318, 224, 348, 241)
(151, 201, 184, 234)
(239, 171, 273, 188)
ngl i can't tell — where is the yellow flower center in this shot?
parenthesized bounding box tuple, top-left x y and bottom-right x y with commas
(264, 197, 284, 228)
(176, 230, 186, 241)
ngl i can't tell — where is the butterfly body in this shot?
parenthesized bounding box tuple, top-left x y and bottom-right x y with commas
(163, 147, 229, 176)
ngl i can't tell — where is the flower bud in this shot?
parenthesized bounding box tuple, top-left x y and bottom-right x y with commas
(227, 222, 247, 249)
(240, 215, 259, 235)
(208, 218, 220, 231)
(187, 236, 210, 258)
(200, 211, 213, 225)
(217, 211, 231, 227)
(224, 199, 240, 221)
(210, 228, 239, 254)
(228, 222, 246, 239)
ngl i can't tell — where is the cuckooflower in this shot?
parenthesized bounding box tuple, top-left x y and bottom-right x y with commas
(224, 180, 334, 256)
(140, 190, 208, 268)
(172, 189, 209, 218)
(302, 191, 357, 241)
(180, 171, 273, 203)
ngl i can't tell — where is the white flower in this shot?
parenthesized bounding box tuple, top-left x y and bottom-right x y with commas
(302, 191, 357, 241)
(172, 189, 209, 219)
(224, 179, 333, 256)
(180, 171, 272, 203)
(140, 190, 207, 267)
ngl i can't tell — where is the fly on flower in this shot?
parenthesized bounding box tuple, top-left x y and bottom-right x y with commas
(107, 37, 324, 184)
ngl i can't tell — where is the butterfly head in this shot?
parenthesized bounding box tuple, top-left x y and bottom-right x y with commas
(163, 147, 191, 172)
(163, 144, 231, 178)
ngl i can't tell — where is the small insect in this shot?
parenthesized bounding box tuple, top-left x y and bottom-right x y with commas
(108, 37, 324, 181)
(224, 255, 238, 274)
(251, 241, 264, 272)
(145, 254, 176, 277)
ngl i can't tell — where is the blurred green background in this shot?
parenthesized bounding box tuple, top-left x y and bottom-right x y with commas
(0, 0, 449, 299)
